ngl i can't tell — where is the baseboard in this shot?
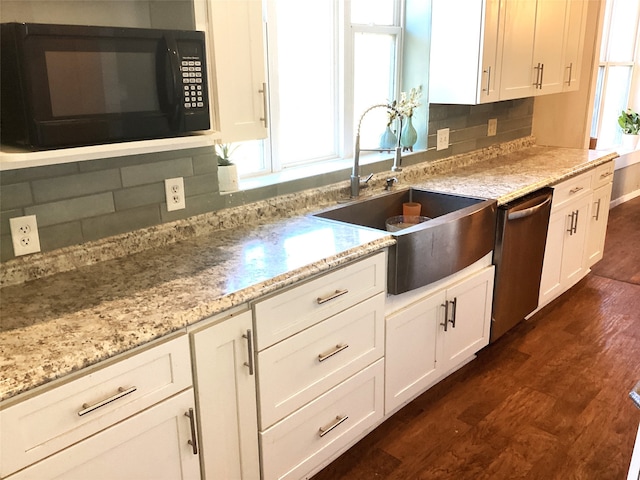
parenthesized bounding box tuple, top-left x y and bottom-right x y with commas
(610, 189, 640, 208)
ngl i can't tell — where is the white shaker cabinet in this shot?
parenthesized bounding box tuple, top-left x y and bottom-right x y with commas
(539, 170, 593, 308)
(499, 0, 568, 99)
(586, 161, 615, 267)
(207, 0, 268, 142)
(1, 335, 199, 480)
(385, 265, 494, 414)
(190, 310, 260, 480)
(6, 390, 201, 480)
(253, 252, 387, 480)
(429, 0, 503, 104)
(561, 0, 588, 92)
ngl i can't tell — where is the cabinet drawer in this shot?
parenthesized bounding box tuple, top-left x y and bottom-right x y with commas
(260, 359, 384, 480)
(552, 170, 592, 210)
(257, 293, 385, 429)
(0, 335, 192, 478)
(592, 160, 615, 189)
(253, 252, 386, 350)
(6, 389, 200, 480)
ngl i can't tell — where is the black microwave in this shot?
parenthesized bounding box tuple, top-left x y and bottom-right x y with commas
(1, 22, 210, 149)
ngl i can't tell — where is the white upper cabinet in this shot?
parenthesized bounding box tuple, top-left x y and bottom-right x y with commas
(206, 0, 268, 142)
(561, 0, 588, 92)
(499, 0, 569, 99)
(430, 0, 586, 104)
(429, 0, 503, 104)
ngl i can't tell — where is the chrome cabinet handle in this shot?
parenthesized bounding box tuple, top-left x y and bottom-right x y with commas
(600, 171, 613, 179)
(449, 298, 457, 329)
(317, 288, 348, 305)
(243, 329, 254, 375)
(539, 63, 545, 89)
(318, 415, 349, 438)
(593, 199, 602, 221)
(566, 63, 573, 86)
(78, 386, 137, 416)
(482, 66, 491, 95)
(567, 211, 576, 235)
(573, 209, 580, 234)
(259, 82, 268, 128)
(569, 186, 584, 194)
(441, 301, 449, 332)
(318, 343, 349, 362)
(185, 408, 199, 455)
(533, 63, 542, 88)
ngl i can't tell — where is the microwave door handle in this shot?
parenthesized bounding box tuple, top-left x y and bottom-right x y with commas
(162, 34, 182, 127)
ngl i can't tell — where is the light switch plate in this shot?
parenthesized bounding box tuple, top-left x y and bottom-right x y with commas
(436, 128, 450, 151)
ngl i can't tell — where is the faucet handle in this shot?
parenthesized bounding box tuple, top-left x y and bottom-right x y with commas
(385, 177, 398, 190)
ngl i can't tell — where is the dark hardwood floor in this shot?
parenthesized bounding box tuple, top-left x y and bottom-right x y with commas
(313, 195, 640, 480)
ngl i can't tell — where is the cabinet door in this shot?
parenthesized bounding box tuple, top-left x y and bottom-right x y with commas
(441, 266, 494, 371)
(385, 289, 445, 414)
(532, 0, 568, 94)
(586, 183, 613, 267)
(539, 208, 566, 306)
(499, 0, 537, 99)
(191, 311, 260, 480)
(429, 0, 502, 104)
(560, 195, 591, 288)
(7, 390, 200, 480)
(209, 0, 267, 142)
(562, 0, 587, 92)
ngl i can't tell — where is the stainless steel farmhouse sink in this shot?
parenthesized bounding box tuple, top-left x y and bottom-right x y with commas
(314, 188, 498, 294)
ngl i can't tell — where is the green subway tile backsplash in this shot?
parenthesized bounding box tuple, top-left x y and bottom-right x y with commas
(0, 99, 534, 261)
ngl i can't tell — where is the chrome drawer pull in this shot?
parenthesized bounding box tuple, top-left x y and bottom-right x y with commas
(569, 186, 584, 194)
(243, 329, 255, 375)
(449, 297, 458, 328)
(78, 386, 137, 416)
(318, 343, 349, 362)
(593, 199, 602, 221)
(440, 301, 449, 332)
(185, 408, 199, 455)
(316, 288, 349, 305)
(600, 171, 613, 179)
(318, 415, 349, 438)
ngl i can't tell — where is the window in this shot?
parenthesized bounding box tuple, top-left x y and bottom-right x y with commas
(591, 0, 640, 150)
(236, 0, 403, 178)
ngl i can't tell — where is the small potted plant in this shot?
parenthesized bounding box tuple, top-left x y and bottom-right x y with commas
(618, 108, 640, 151)
(216, 143, 239, 193)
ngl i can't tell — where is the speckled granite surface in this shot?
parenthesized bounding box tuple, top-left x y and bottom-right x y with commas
(0, 140, 618, 402)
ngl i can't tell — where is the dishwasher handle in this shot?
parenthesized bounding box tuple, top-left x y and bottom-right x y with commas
(507, 195, 552, 221)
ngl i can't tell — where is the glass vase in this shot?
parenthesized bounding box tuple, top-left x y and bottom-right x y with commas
(400, 115, 417, 152)
(379, 125, 397, 151)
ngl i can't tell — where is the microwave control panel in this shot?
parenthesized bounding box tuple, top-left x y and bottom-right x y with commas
(180, 56, 207, 110)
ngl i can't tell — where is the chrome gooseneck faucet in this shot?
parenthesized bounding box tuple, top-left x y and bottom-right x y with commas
(351, 103, 403, 198)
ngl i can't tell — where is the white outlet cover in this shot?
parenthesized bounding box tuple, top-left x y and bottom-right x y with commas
(165, 177, 186, 211)
(437, 128, 450, 151)
(10, 215, 41, 256)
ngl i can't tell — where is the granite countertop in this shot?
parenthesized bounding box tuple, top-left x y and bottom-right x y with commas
(0, 142, 618, 402)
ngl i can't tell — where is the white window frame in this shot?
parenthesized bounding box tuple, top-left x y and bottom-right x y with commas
(246, 0, 404, 178)
(591, 0, 640, 149)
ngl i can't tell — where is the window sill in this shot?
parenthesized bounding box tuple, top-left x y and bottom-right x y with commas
(239, 150, 404, 191)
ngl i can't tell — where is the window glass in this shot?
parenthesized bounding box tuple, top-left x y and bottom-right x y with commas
(606, 0, 640, 62)
(353, 32, 396, 148)
(351, 0, 395, 25)
(271, 0, 337, 166)
(597, 66, 632, 148)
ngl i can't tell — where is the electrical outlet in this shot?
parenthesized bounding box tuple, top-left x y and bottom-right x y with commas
(10, 215, 41, 256)
(436, 128, 450, 151)
(488, 118, 497, 137)
(165, 177, 186, 211)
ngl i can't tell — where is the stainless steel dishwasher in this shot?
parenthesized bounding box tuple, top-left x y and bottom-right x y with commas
(490, 188, 553, 343)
